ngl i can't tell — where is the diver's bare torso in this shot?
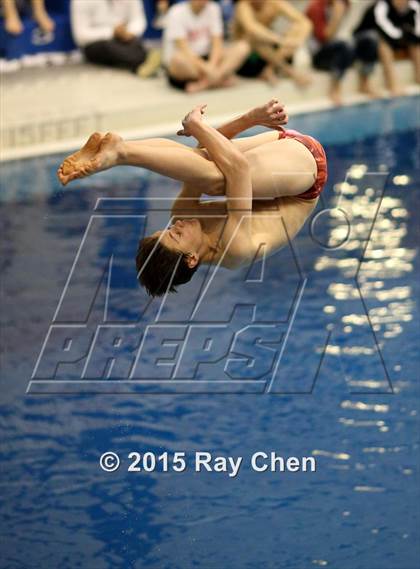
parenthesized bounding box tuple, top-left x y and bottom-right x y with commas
(174, 136, 319, 268)
(174, 195, 317, 269)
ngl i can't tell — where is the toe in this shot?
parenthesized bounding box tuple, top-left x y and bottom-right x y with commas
(85, 132, 102, 147)
(61, 161, 71, 175)
(57, 169, 65, 184)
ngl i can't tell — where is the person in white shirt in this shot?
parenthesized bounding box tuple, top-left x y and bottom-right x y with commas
(163, 0, 250, 92)
(70, 0, 160, 78)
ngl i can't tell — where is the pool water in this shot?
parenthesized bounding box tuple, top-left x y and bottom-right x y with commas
(0, 96, 419, 569)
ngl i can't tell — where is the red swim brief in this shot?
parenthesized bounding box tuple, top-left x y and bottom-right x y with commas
(278, 128, 328, 200)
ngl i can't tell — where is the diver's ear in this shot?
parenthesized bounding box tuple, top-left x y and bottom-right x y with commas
(185, 252, 199, 269)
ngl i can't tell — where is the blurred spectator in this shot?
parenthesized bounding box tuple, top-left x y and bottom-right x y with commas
(156, 0, 170, 15)
(232, 0, 312, 86)
(306, 0, 379, 105)
(153, 0, 172, 29)
(154, 0, 234, 36)
(70, 0, 161, 78)
(355, 0, 419, 96)
(2, 0, 54, 35)
(163, 0, 250, 93)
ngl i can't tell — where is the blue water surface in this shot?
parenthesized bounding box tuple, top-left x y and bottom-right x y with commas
(0, 96, 419, 569)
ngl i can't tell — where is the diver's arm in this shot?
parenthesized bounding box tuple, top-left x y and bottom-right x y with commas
(170, 184, 204, 219)
(183, 107, 252, 214)
(215, 113, 255, 140)
(190, 100, 286, 155)
(212, 99, 288, 141)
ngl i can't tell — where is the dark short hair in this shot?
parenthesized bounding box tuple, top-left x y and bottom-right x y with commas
(136, 235, 199, 297)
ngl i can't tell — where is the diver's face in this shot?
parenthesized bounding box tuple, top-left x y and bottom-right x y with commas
(156, 218, 203, 256)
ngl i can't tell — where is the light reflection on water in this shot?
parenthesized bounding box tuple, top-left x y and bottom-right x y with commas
(0, 99, 419, 568)
(314, 142, 417, 392)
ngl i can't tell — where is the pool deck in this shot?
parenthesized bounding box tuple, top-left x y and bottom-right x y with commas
(1, 57, 419, 162)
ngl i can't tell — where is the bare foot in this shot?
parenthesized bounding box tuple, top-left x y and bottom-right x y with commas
(389, 86, 406, 97)
(329, 83, 343, 106)
(359, 78, 382, 99)
(217, 75, 239, 89)
(260, 66, 279, 86)
(93, 132, 124, 172)
(185, 78, 210, 93)
(359, 84, 383, 98)
(58, 132, 124, 185)
(5, 13, 23, 35)
(34, 11, 55, 33)
(295, 73, 312, 88)
(57, 132, 104, 185)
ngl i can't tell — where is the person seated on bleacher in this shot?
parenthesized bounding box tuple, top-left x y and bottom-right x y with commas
(1, 0, 54, 36)
(231, 0, 312, 86)
(163, 0, 250, 93)
(354, 0, 419, 96)
(306, 0, 379, 105)
(153, 0, 172, 29)
(70, 0, 161, 79)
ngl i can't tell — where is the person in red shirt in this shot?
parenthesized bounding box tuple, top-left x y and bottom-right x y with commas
(306, 0, 379, 104)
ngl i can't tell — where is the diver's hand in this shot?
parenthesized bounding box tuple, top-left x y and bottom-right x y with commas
(177, 104, 207, 137)
(247, 99, 288, 130)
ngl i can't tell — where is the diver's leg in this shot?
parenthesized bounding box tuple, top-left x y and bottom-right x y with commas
(243, 138, 318, 198)
(58, 132, 314, 199)
(58, 132, 224, 189)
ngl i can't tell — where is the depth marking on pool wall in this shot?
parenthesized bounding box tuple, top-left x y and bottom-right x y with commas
(28, 169, 394, 394)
